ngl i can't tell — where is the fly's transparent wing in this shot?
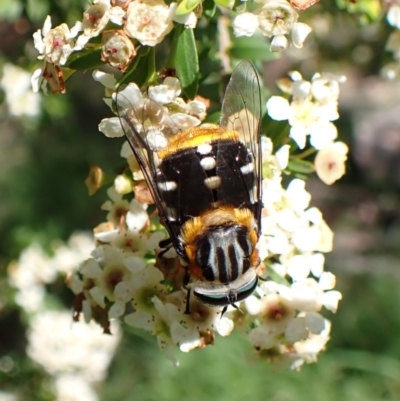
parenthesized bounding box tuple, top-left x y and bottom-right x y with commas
(219, 60, 262, 223)
(115, 92, 183, 252)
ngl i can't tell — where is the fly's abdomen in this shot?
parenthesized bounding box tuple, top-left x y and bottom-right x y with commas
(194, 224, 252, 284)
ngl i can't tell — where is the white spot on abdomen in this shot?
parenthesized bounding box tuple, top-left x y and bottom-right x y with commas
(200, 157, 216, 170)
(197, 143, 212, 155)
(204, 176, 221, 189)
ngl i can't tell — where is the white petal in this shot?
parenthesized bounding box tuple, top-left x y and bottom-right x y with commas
(42, 15, 52, 36)
(170, 322, 201, 352)
(215, 317, 234, 337)
(244, 295, 261, 315)
(287, 255, 311, 281)
(169, 113, 200, 130)
(89, 286, 106, 308)
(318, 272, 336, 290)
(92, 70, 116, 89)
(33, 30, 45, 54)
(124, 256, 146, 273)
(305, 311, 325, 334)
(387, 4, 400, 29)
(114, 281, 133, 302)
(248, 326, 276, 349)
(270, 34, 288, 52)
(113, 83, 143, 109)
(285, 317, 308, 342)
(125, 311, 156, 331)
(69, 21, 82, 38)
(126, 199, 148, 231)
(289, 124, 307, 149)
(98, 117, 124, 137)
(80, 258, 103, 278)
(266, 96, 291, 121)
(109, 300, 126, 319)
(291, 22, 312, 48)
(322, 290, 342, 312)
(120, 141, 133, 158)
(309, 253, 325, 277)
(31, 68, 43, 93)
(233, 13, 259, 37)
(275, 144, 290, 170)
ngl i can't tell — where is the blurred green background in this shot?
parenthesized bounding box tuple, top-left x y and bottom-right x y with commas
(2, 0, 400, 400)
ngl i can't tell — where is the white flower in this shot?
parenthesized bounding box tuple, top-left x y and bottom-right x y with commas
(27, 311, 120, 381)
(258, 0, 298, 37)
(33, 15, 81, 65)
(1, 64, 41, 117)
(387, 4, 400, 29)
(124, 0, 174, 47)
(77, 0, 125, 47)
(267, 72, 344, 149)
(148, 77, 181, 104)
(53, 375, 98, 401)
(233, 13, 259, 37)
(101, 187, 131, 227)
(314, 141, 348, 185)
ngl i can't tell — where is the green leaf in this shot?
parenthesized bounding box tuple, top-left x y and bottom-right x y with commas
(176, 0, 201, 14)
(230, 35, 278, 61)
(176, 28, 199, 99)
(214, 0, 234, 8)
(287, 157, 315, 174)
(66, 49, 104, 70)
(116, 47, 150, 87)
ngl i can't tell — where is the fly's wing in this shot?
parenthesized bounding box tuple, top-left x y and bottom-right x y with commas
(115, 92, 184, 255)
(219, 60, 262, 226)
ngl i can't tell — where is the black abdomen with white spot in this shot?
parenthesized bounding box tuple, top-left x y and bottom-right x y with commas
(155, 139, 258, 235)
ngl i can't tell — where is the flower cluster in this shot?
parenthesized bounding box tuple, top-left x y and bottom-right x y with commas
(94, 70, 206, 189)
(63, 76, 342, 366)
(31, 0, 201, 93)
(8, 233, 120, 401)
(233, 0, 313, 51)
(266, 71, 348, 185)
(27, 0, 348, 371)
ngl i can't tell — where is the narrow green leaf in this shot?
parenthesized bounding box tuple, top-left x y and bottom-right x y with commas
(214, 0, 234, 8)
(287, 157, 315, 174)
(67, 49, 103, 70)
(176, 28, 199, 99)
(230, 36, 277, 61)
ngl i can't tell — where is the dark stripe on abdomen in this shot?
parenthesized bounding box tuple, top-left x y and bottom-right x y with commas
(216, 247, 227, 283)
(228, 244, 239, 281)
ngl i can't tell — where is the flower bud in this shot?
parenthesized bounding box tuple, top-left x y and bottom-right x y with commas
(101, 30, 137, 72)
